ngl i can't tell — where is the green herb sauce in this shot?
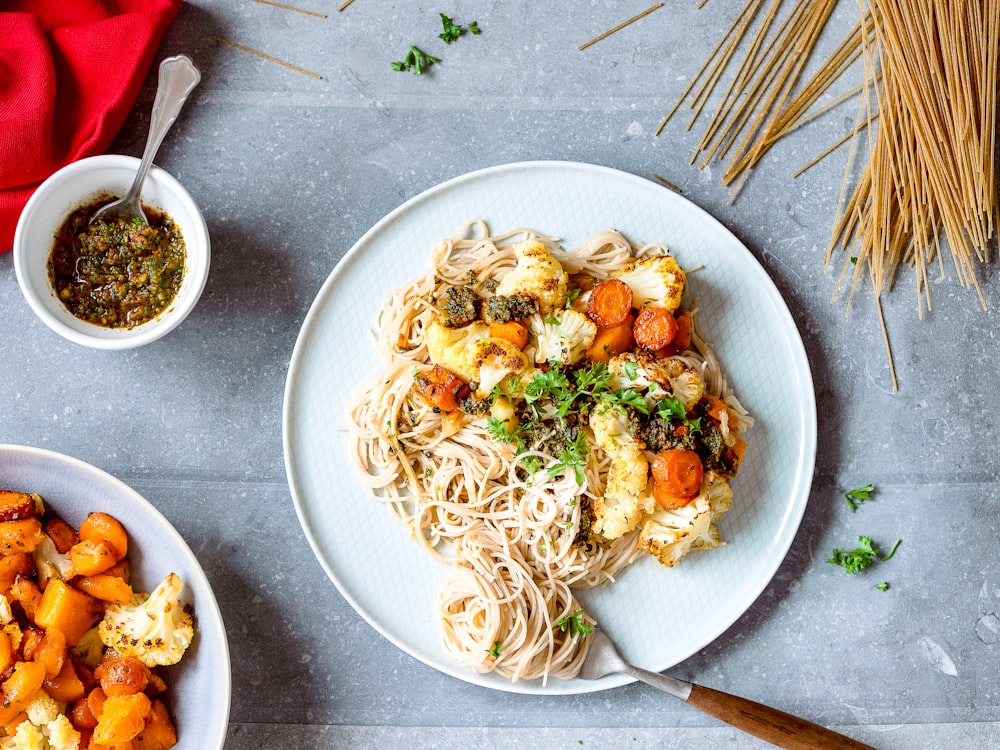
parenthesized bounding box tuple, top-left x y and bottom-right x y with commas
(48, 196, 186, 328)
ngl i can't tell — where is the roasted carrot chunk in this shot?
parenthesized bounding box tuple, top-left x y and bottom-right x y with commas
(135, 698, 177, 750)
(96, 656, 150, 697)
(652, 479, 697, 510)
(44, 517, 79, 554)
(44, 656, 86, 702)
(69, 539, 118, 577)
(413, 365, 470, 412)
(77, 574, 133, 605)
(34, 579, 102, 645)
(586, 278, 633, 327)
(585, 314, 635, 362)
(633, 305, 678, 351)
(91, 692, 152, 745)
(79, 512, 128, 561)
(0, 551, 34, 596)
(489, 320, 530, 349)
(0, 491, 38, 522)
(0, 517, 44, 554)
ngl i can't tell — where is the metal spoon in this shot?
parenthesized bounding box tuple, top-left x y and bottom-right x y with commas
(90, 55, 201, 226)
(580, 628, 876, 750)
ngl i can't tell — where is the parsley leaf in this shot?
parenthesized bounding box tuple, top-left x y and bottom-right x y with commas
(874, 581, 890, 591)
(486, 417, 522, 448)
(469, 20, 481, 35)
(845, 483, 875, 511)
(553, 609, 593, 638)
(486, 640, 502, 658)
(548, 430, 589, 485)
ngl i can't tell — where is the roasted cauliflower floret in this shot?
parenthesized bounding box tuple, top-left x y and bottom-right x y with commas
(33, 536, 73, 589)
(495, 240, 568, 314)
(425, 320, 491, 382)
(528, 310, 597, 365)
(589, 408, 651, 540)
(475, 338, 530, 397)
(613, 354, 705, 412)
(98, 573, 194, 667)
(638, 475, 733, 567)
(613, 254, 685, 311)
(3, 691, 81, 750)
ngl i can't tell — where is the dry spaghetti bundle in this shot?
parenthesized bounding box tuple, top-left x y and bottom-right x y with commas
(829, 0, 999, 315)
(661, 0, 999, 387)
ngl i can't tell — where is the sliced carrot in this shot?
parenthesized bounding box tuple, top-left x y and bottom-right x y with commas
(413, 365, 470, 412)
(586, 278, 633, 327)
(79, 513, 128, 562)
(633, 306, 678, 351)
(585, 314, 635, 362)
(0, 491, 38, 522)
(652, 479, 697, 510)
(95, 656, 150, 697)
(651, 449, 704, 498)
(489, 320, 529, 349)
(656, 310, 692, 356)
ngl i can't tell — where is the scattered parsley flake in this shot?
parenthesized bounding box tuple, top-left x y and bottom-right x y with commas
(391, 45, 440, 74)
(828, 535, 901, 575)
(875, 581, 890, 591)
(845, 483, 875, 511)
(487, 640, 502, 658)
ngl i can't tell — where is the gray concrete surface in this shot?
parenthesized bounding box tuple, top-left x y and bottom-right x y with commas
(2, 1, 998, 748)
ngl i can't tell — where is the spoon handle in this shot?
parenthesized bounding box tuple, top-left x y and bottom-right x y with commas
(125, 55, 201, 203)
(686, 683, 877, 750)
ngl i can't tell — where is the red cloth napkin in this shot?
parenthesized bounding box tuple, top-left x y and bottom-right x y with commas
(0, 0, 182, 252)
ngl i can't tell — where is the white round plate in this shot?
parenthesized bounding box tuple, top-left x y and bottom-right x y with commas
(0, 445, 231, 746)
(282, 161, 816, 695)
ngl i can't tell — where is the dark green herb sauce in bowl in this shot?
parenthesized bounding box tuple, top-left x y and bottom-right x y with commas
(14, 155, 210, 350)
(49, 196, 187, 328)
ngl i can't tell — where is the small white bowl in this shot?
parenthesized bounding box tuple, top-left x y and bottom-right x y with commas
(0, 444, 230, 748)
(13, 155, 210, 349)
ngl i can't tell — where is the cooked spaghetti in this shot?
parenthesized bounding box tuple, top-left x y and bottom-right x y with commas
(348, 221, 752, 683)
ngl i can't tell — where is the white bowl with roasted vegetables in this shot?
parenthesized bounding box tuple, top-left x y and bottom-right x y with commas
(0, 444, 229, 749)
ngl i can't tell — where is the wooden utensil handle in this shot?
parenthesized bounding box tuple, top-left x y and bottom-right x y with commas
(687, 683, 877, 750)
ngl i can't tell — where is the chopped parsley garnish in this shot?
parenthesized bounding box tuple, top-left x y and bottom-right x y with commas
(548, 430, 589, 485)
(391, 45, 440, 74)
(656, 395, 701, 435)
(874, 581, 890, 591)
(438, 13, 479, 44)
(565, 287, 582, 307)
(827, 536, 901, 575)
(486, 417, 522, 447)
(845, 483, 875, 511)
(544, 316, 561, 325)
(553, 609, 593, 638)
(486, 640, 502, 658)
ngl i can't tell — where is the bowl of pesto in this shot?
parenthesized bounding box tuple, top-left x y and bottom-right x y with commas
(13, 154, 210, 349)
